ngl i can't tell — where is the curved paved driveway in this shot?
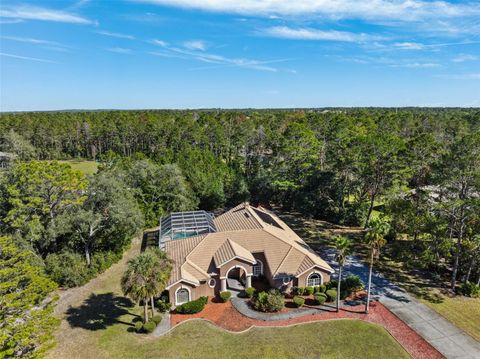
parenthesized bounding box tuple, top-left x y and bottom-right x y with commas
(321, 248, 480, 359)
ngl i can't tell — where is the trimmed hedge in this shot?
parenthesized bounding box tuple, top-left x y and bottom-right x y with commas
(176, 296, 208, 314)
(297, 287, 305, 296)
(245, 287, 256, 298)
(314, 293, 327, 305)
(326, 289, 337, 302)
(134, 321, 143, 333)
(151, 315, 162, 325)
(305, 286, 315, 295)
(143, 321, 156, 333)
(220, 291, 232, 302)
(293, 296, 305, 308)
(318, 284, 327, 293)
(155, 299, 172, 313)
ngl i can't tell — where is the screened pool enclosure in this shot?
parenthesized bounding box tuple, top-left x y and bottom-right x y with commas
(159, 210, 217, 247)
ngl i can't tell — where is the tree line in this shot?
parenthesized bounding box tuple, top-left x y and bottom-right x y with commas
(0, 108, 479, 356)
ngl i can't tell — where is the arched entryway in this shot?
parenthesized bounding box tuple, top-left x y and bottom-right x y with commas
(226, 265, 247, 291)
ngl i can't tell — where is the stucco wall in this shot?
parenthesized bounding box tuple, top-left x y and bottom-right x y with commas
(297, 267, 331, 287)
(218, 258, 253, 278)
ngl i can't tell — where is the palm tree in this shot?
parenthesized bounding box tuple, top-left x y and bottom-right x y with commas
(364, 218, 390, 314)
(147, 248, 172, 317)
(121, 249, 171, 323)
(334, 235, 352, 312)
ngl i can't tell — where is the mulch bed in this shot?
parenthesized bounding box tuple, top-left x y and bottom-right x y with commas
(170, 297, 444, 359)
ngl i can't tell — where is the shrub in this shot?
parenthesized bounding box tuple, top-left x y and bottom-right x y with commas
(318, 284, 327, 293)
(293, 296, 305, 308)
(45, 250, 122, 288)
(326, 289, 337, 302)
(245, 287, 256, 298)
(156, 299, 172, 313)
(297, 287, 305, 296)
(134, 321, 143, 333)
(151, 315, 162, 325)
(220, 291, 232, 302)
(460, 282, 480, 298)
(326, 280, 337, 290)
(305, 286, 315, 295)
(314, 293, 327, 305)
(45, 251, 91, 288)
(251, 289, 284, 313)
(142, 321, 156, 334)
(342, 275, 364, 294)
(176, 296, 208, 314)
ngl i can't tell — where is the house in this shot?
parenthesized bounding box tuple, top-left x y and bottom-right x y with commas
(160, 203, 334, 306)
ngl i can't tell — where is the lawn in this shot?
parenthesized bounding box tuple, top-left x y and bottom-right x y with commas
(422, 294, 480, 342)
(97, 320, 410, 359)
(58, 160, 98, 175)
(47, 235, 410, 359)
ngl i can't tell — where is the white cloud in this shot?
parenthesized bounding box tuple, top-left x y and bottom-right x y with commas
(149, 42, 290, 71)
(0, 5, 94, 24)
(392, 62, 441, 68)
(393, 42, 424, 50)
(95, 31, 135, 40)
(151, 39, 169, 47)
(262, 26, 381, 42)
(133, 0, 480, 21)
(183, 40, 207, 51)
(452, 54, 478, 62)
(0, 52, 58, 64)
(106, 47, 133, 54)
(437, 73, 480, 80)
(0, 36, 61, 46)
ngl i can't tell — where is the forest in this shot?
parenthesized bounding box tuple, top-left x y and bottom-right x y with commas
(1, 108, 479, 357)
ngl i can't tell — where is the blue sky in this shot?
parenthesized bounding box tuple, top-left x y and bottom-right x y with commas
(1, 0, 479, 111)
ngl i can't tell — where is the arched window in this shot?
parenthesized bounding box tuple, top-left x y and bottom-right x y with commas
(253, 259, 263, 277)
(175, 287, 190, 305)
(307, 272, 322, 287)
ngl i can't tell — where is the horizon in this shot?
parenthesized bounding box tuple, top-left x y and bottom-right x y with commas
(1, 0, 480, 111)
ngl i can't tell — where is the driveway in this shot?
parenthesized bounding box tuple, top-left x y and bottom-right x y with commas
(321, 248, 480, 359)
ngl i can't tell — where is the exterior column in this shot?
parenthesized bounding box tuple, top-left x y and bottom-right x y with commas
(220, 277, 227, 292)
(246, 274, 252, 288)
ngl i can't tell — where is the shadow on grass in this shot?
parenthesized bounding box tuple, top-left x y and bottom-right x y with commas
(66, 292, 139, 331)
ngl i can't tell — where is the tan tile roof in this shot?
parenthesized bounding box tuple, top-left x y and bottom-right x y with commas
(213, 238, 256, 267)
(213, 203, 263, 231)
(164, 203, 333, 287)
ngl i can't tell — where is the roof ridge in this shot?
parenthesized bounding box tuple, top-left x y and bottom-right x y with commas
(261, 225, 333, 273)
(273, 246, 293, 276)
(245, 204, 266, 228)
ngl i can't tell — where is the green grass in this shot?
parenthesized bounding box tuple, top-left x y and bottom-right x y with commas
(422, 294, 480, 342)
(59, 160, 98, 175)
(97, 320, 410, 359)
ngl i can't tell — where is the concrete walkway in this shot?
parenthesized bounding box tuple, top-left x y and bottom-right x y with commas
(320, 248, 480, 359)
(152, 312, 171, 337)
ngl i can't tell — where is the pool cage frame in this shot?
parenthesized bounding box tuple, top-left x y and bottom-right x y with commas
(159, 210, 216, 248)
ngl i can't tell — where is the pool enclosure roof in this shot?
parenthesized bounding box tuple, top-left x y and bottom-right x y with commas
(159, 210, 217, 244)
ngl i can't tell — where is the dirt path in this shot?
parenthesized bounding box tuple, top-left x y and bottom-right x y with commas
(47, 239, 142, 359)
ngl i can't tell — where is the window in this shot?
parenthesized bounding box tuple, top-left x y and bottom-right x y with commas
(176, 288, 190, 305)
(307, 273, 322, 287)
(208, 279, 216, 288)
(253, 259, 263, 277)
